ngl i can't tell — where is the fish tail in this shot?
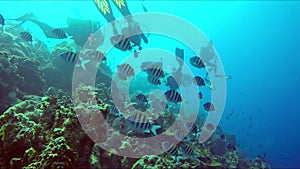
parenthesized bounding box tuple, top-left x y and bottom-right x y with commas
(80, 60, 91, 71)
(208, 82, 215, 90)
(224, 75, 232, 79)
(150, 125, 161, 136)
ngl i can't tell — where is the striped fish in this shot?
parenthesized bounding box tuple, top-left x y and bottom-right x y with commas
(121, 27, 142, 49)
(136, 94, 148, 103)
(51, 28, 67, 39)
(108, 105, 123, 118)
(193, 76, 205, 86)
(110, 34, 132, 51)
(190, 56, 205, 68)
(203, 102, 216, 112)
(84, 50, 106, 62)
(117, 63, 135, 80)
(145, 65, 164, 78)
(164, 90, 182, 103)
(59, 51, 79, 63)
(181, 144, 198, 158)
(147, 76, 161, 85)
(185, 122, 198, 134)
(20, 31, 33, 42)
(141, 61, 162, 70)
(59, 51, 90, 71)
(125, 113, 161, 135)
(109, 105, 119, 115)
(162, 142, 179, 156)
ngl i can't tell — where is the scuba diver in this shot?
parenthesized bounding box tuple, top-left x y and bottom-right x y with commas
(5, 12, 102, 47)
(93, 0, 148, 51)
(200, 40, 231, 79)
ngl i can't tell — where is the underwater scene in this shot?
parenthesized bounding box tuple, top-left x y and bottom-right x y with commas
(0, 1, 299, 168)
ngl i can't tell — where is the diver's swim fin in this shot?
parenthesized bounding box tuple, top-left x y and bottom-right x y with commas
(175, 48, 184, 60)
(112, 0, 131, 17)
(94, 0, 116, 23)
(7, 12, 36, 21)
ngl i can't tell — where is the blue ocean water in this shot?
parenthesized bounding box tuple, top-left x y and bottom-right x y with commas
(1, 1, 299, 168)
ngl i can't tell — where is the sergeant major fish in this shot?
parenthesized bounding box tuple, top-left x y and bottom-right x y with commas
(117, 63, 135, 80)
(111, 34, 132, 51)
(193, 76, 205, 86)
(145, 65, 165, 78)
(162, 141, 179, 156)
(125, 113, 161, 135)
(59, 51, 90, 71)
(203, 102, 216, 112)
(83, 50, 106, 62)
(20, 31, 33, 42)
(136, 94, 148, 103)
(51, 28, 68, 39)
(180, 144, 201, 162)
(190, 56, 205, 68)
(147, 76, 161, 85)
(164, 90, 182, 103)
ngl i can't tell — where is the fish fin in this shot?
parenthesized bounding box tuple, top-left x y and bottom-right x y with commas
(80, 59, 90, 71)
(150, 125, 161, 135)
(215, 74, 232, 79)
(144, 129, 150, 133)
(208, 82, 215, 90)
(224, 75, 232, 79)
(141, 32, 148, 44)
(118, 73, 127, 80)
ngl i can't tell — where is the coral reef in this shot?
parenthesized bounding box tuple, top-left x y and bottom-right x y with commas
(0, 91, 270, 169)
(0, 95, 95, 168)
